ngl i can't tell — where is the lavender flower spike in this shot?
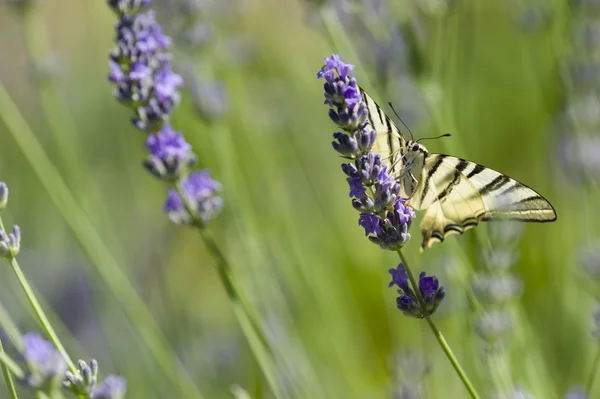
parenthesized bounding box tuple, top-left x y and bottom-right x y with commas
(318, 53, 415, 250)
(108, 0, 183, 132)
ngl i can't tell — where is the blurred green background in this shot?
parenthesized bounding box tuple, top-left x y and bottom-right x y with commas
(0, 0, 598, 398)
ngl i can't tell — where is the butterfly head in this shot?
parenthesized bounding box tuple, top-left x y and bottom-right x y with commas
(406, 140, 429, 157)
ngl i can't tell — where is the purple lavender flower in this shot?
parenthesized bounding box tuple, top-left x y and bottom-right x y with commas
(93, 375, 127, 399)
(318, 54, 415, 250)
(108, 0, 224, 222)
(108, 3, 183, 132)
(165, 170, 223, 225)
(388, 264, 421, 317)
(22, 332, 66, 389)
(388, 263, 409, 290)
(388, 265, 445, 318)
(144, 124, 197, 180)
(418, 271, 445, 314)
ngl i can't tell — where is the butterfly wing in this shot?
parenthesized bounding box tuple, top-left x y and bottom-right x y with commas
(359, 87, 407, 176)
(408, 155, 557, 249)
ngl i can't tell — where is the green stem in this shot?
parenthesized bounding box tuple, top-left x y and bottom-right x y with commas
(0, 217, 76, 373)
(397, 249, 481, 399)
(0, 346, 25, 380)
(0, 81, 206, 399)
(174, 185, 282, 398)
(585, 345, 600, 395)
(0, 303, 23, 352)
(9, 256, 76, 372)
(0, 340, 19, 399)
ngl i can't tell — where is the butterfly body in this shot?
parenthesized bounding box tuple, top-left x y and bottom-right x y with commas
(360, 86, 557, 249)
(396, 140, 428, 198)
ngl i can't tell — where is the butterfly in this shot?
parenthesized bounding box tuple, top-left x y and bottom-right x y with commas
(360, 86, 557, 249)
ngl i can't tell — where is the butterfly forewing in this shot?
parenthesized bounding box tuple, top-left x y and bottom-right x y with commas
(359, 87, 406, 176)
(458, 158, 557, 222)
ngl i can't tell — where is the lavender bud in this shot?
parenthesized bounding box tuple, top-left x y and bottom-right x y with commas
(355, 127, 376, 154)
(475, 309, 514, 343)
(332, 132, 359, 157)
(471, 273, 523, 305)
(0, 182, 8, 211)
(64, 358, 98, 396)
(418, 272, 445, 315)
(396, 295, 422, 318)
(0, 225, 21, 261)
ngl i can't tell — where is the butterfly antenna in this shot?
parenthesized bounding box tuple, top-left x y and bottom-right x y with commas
(417, 133, 452, 143)
(388, 101, 414, 141)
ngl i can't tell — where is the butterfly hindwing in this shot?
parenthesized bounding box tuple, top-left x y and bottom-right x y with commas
(407, 155, 486, 248)
(408, 155, 557, 248)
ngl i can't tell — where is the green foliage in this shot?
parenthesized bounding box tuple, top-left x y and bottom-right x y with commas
(0, 0, 596, 398)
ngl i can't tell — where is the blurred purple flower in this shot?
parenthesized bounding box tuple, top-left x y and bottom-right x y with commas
(108, 3, 183, 132)
(564, 386, 587, 399)
(93, 375, 127, 399)
(144, 124, 197, 180)
(22, 332, 66, 388)
(165, 170, 223, 225)
(107, 0, 223, 223)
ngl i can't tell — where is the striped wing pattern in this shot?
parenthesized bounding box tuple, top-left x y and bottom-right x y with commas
(408, 155, 557, 248)
(359, 87, 406, 176)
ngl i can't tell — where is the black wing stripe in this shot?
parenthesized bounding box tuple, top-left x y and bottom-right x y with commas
(497, 181, 520, 197)
(455, 159, 469, 173)
(376, 101, 387, 126)
(444, 224, 464, 233)
(385, 116, 397, 172)
(466, 163, 485, 178)
(479, 175, 511, 196)
(437, 171, 461, 201)
(419, 154, 447, 205)
(423, 217, 482, 249)
(481, 215, 556, 222)
(511, 196, 543, 206)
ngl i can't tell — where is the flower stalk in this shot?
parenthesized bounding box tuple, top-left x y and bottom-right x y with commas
(397, 249, 480, 399)
(318, 53, 480, 399)
(106, 0, 280, 395)
(0, 339, 19, 399)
